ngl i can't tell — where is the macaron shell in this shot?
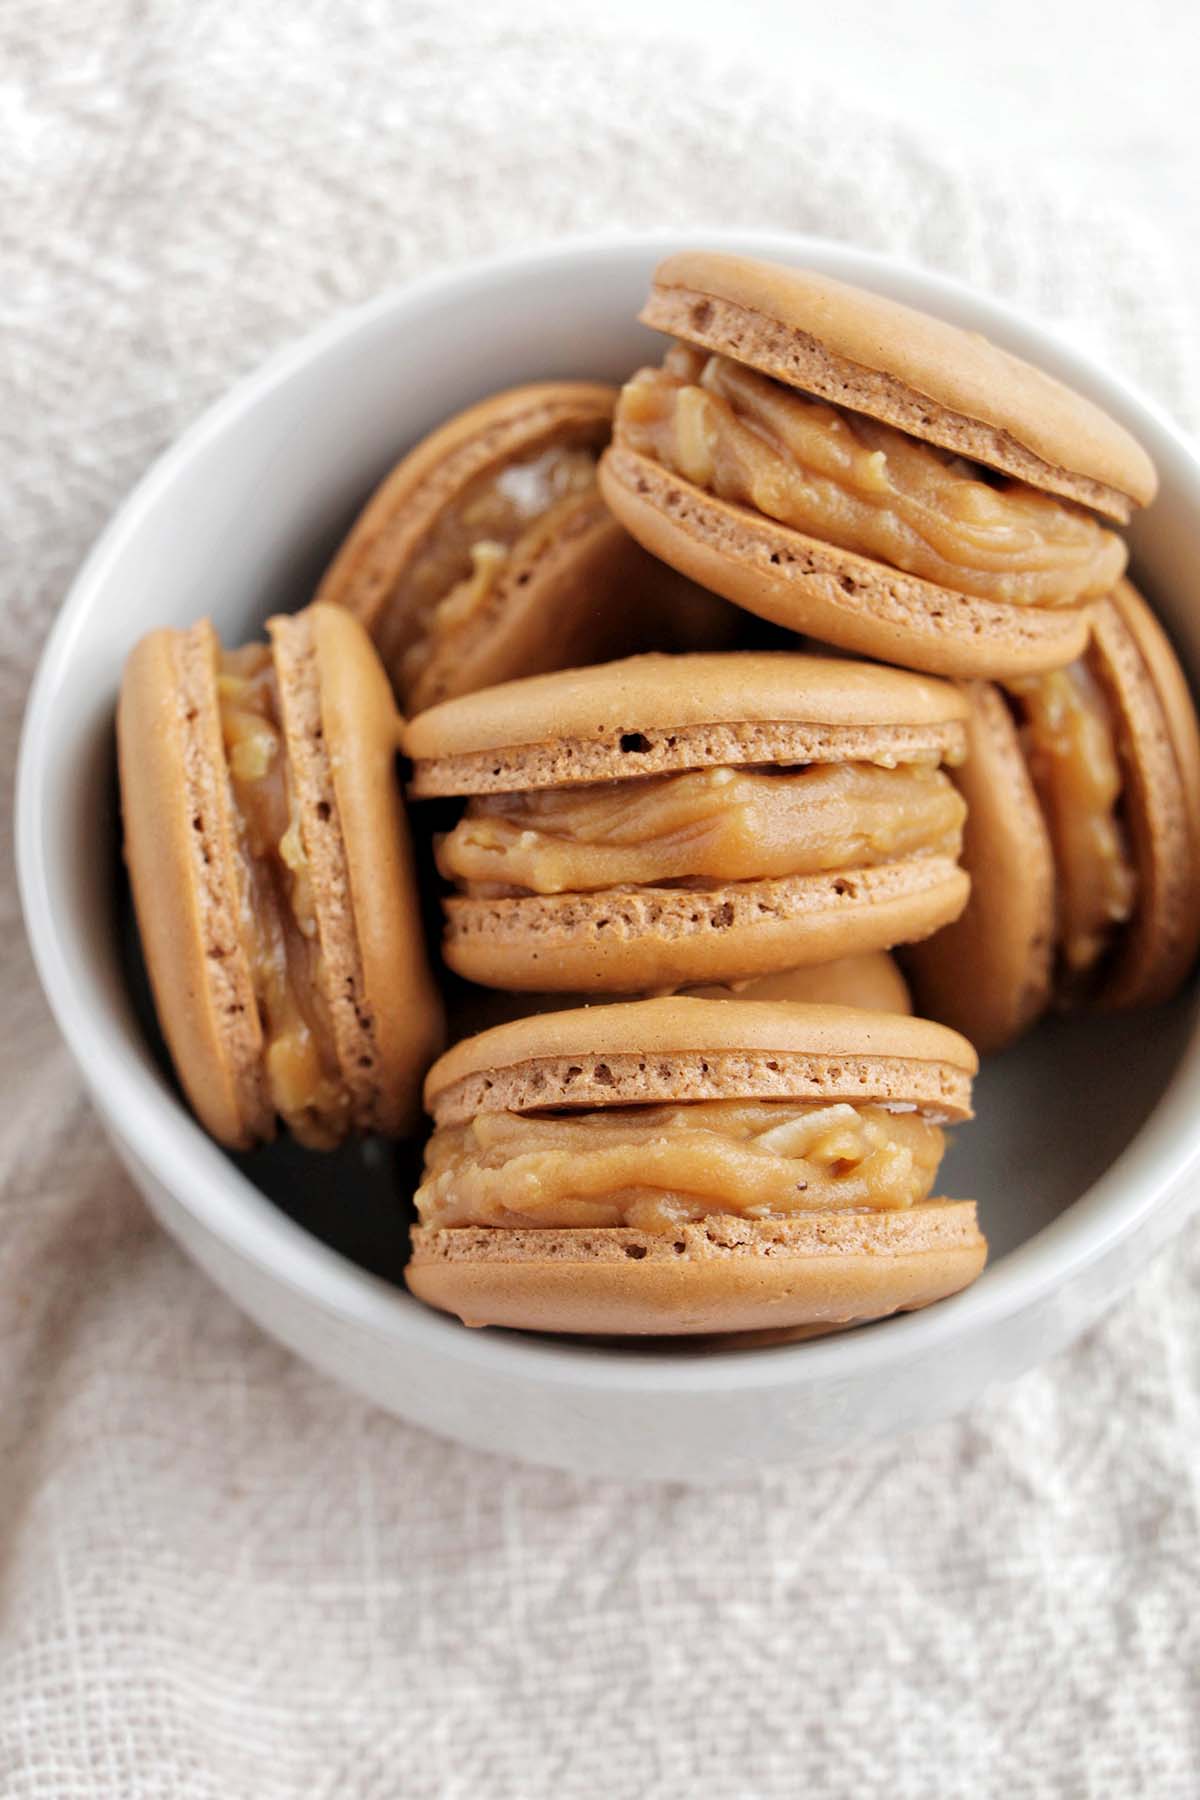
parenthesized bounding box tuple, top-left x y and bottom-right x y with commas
(406, 647, 966, 755)
(440, 858, 969, 996)
(425, 994, 977, 1120)
(406, 1202, 987, 1335)
(1091, 583, 1200, 1010)
(446, 950, 912, 1040)
(404, 653, 968, 802)
(905, 681, 1056, 1052)
(688, 950, 912, 1013)
(642, 252, 1156, 517)
(599, 446, 1092, 681)
(117, 622, 270, 1149)
(301, 603, 444, 1134)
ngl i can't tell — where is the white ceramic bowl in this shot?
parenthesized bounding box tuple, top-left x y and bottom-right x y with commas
(18, 231, 1200, 1484)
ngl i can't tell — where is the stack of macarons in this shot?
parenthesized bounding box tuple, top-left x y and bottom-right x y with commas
(118, 248, 1200, 1347)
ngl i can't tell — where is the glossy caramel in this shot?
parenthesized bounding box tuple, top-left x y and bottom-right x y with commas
(436, 761, 966, 897)
(416, 1098, 945, 1232)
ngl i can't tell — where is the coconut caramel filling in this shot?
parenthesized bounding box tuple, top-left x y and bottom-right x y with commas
(614, 344, 1126, 608)
(217, 647, 351, 1149)
(1009, 659, 1136, 979)
(435, 761, 966, 898)
(415, 1099, 946, 1232)
(381, 437, 604, 708)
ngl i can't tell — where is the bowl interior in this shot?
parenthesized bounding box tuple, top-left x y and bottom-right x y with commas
(21, 231, 1200, 1366)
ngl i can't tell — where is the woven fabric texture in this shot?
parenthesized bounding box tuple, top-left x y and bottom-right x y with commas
(3, 3, 1198, 1794)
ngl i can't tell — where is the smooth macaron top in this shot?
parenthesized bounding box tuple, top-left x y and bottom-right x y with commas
(641, 252, 1156, 520)
(423, 996, 978, 1125)
(403, 651, 969, 794)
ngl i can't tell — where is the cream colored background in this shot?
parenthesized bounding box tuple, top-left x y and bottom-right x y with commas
(4, 2, 1199, 1793)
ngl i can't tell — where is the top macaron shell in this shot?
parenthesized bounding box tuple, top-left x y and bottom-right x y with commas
(423, 996, 978, 1123)
(404, 649, 969, 791)
(640, 252, 1156, 517)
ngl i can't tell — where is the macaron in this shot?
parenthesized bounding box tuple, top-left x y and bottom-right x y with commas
(118, 603, 444, 1149)
(404, 651, 972, 993)
(406, 997, 985, 1336)
(599, 251, 1156, 680)
(906, 581, 1200, 1050)
(314, 380, 737, 713)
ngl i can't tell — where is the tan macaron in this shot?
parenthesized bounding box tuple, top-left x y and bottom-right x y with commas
(406, 997, 985, 1337)
(404, 651, 971, 993)
(600, 251, 1156, 680)
(314, 380, 737, 713)
(907, 581, 1200, 1050)
(118, 603, 444, 1149)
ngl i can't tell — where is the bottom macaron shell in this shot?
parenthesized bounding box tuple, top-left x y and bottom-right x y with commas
(599, 446, 1091, 680)
(441, 858, 970, 992)
(406, 1203, 987, 1335)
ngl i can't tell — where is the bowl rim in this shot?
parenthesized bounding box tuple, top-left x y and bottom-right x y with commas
(18, 225, 1200, 1397)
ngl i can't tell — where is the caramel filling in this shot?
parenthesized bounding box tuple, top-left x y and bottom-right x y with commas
(217, 648, 351, 1148)
(436, 761, 966, 898)
(382, 439, 602, 708)
(615, 345, 1125, 608)
(1009, 659, 1136, 979)
(416, 1099, 945, 1233)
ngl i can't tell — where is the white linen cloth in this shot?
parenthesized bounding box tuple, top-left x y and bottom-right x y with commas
(3, 3, 1198, 1792)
